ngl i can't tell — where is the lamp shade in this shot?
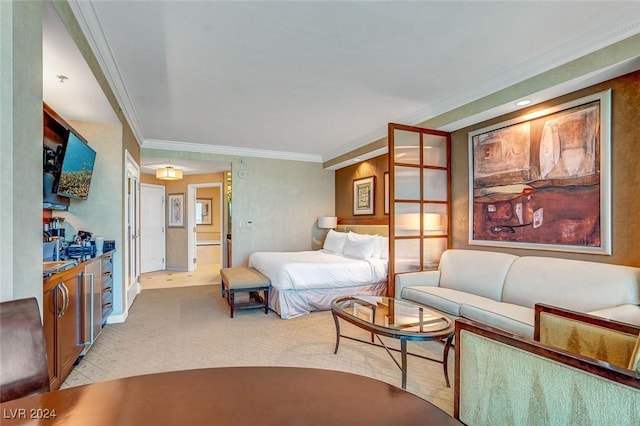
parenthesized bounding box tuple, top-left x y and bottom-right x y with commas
(318, 216, 338, 229)
(424, 213, 442, 231)
(398, 212, 442, 231)
(156, 166, 183, 180)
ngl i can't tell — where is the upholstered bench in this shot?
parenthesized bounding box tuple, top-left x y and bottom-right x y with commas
(220, 267, 270, 318)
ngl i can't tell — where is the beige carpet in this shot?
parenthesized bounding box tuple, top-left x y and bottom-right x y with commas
(63, 285, 455, 415)
(140, 264, 220, 289)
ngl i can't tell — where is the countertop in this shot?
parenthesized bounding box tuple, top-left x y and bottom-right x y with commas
(43, 249, 114, 281)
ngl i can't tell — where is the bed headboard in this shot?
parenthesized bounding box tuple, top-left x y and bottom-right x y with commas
(335, 224, 388, 237)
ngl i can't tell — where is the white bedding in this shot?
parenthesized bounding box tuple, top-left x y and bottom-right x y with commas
(249, 250, 388, 291)
(248, 249, 388, 319)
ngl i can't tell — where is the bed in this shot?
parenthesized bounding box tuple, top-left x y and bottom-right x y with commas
(248, 229, 388, 319)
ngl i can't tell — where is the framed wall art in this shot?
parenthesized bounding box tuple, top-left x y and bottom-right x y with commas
(168, 193, 185, 227)
(468, 90, 611, 254)
(353, 176, 375, 215)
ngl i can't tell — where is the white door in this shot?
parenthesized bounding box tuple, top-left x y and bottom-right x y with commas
(140, 184, 165, 273)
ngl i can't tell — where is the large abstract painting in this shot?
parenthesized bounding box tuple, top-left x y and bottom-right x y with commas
(469, 90, 611, 254)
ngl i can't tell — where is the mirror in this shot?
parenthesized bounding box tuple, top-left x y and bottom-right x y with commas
(196, 198, 212, 225)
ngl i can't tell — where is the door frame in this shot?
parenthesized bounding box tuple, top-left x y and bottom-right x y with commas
(124, 150, 141, 313)
(187, 182, 224, 272)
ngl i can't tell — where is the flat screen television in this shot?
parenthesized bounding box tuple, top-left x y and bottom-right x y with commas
(53, 131, 97, 200)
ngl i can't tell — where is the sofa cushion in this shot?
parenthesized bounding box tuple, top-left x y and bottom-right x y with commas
(459, 301, 534, 338)
(394, 270, 441, 299)
(502, 256, 640, 312)
(588, 304, 640, 326)
(438, 249, 518, 301)
(401, 286, 501, 317)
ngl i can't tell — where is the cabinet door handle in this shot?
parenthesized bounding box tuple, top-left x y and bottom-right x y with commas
(56, 285, 64, 317)
(59, 282, 70, 316)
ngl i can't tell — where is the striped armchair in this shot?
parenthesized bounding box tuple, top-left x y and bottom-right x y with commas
(454, 304, 640, 425)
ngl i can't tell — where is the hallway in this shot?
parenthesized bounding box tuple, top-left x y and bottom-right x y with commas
(140, 264, 220, 290)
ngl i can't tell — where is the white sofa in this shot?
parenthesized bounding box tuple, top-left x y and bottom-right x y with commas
(395, 249, 640, 337)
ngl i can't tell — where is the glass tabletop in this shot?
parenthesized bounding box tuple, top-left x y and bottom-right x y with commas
(331, 296, 453, 338)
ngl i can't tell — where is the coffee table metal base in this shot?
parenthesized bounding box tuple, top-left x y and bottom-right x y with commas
(332, 311, 454, 389)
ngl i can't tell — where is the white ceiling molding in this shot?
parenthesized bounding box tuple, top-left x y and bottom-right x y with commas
(438, 57, 640, 133)
(142, 139, 323, 163)
(324, 147, 388, 171)
(67, 0, 145, 146)
(325, 55, 640, 170)
(64, 2, 640, 165)
(321, 126, 388, 164)
(401, 9, 640, 129)
(323, 10, 640, 163)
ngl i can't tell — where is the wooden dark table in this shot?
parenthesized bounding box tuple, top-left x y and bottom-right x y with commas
(0, 367, 461, 425)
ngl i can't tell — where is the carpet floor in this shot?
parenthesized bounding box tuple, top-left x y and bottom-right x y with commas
(63, 284, 455, 415)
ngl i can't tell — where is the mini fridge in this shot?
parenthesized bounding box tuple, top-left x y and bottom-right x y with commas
(82, 259, 103, 354)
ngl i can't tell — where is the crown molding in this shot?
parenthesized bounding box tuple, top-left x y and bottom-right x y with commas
(324, 147, 387, 171)
(398, 9, 640, 129)
(142, 139, 323, 163)
(324, 10, 640, 163)
(67, 2, 640, 162)
(67, 0, 145, 146)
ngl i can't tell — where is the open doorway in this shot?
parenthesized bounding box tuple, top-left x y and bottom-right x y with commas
(138, 157, 230, 289)
(187, 183, 225, 275)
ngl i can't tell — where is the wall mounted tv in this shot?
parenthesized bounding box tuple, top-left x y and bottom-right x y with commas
(53, 131, 97, 200)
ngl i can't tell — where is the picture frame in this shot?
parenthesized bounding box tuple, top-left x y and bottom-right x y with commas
(468, 90, 611, 254)
(168, 193, 185, 228)
(384, 172, 390, 215)
(353, 176, 375, 215)
(196, 198, 212, 225)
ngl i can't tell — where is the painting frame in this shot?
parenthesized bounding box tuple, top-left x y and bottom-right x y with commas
(468, 90, 611, 254)
(168, 193, 185, 228)
(196, 198, 212, 225)
(353, 176, 375, 215)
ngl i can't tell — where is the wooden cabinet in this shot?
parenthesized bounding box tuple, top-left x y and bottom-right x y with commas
(43, 267, 83, 390)
(101, 251, 114, 322)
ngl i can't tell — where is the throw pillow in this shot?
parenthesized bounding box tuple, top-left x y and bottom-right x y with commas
(343, 232, 378, 259)
(323, 230, 347, 253)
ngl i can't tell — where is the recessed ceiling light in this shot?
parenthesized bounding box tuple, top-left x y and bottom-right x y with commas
(352, 158, 361, 162)
(515, 99, 531, 106)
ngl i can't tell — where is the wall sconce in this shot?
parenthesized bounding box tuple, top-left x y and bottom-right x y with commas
(156, 166, 183, 181)
(318, 216, 338, 229)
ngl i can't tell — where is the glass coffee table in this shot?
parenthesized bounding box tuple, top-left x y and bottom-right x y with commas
(331, 295, 454, 389)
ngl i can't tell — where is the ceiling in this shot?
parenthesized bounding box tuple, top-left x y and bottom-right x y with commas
(43, 1, 640, 174)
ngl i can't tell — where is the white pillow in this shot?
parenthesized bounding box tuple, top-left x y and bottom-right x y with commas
(378, 237, 389, 259)
(323, 230, 347, 253)
(343, 232, 378, 259)
(348, 231, 375, 241)
(348, 232, 385, 259)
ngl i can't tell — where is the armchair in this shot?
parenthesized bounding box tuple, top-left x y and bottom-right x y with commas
(454, 304, 640, 425)
(534, 303, 640, 371)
